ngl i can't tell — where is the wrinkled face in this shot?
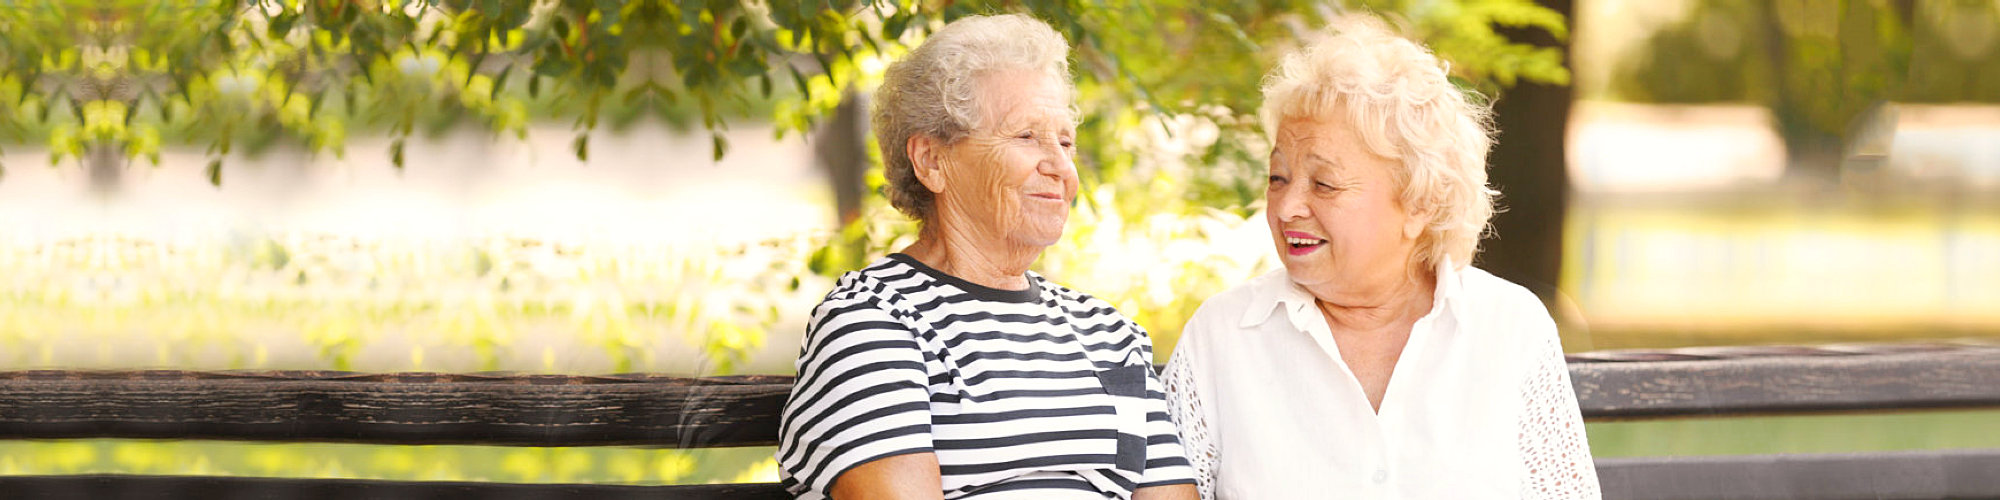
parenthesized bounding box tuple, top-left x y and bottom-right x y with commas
(936, 69, 1079, 248)
(1266, 114, 1425, 297)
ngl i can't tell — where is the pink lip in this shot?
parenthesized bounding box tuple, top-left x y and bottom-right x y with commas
(1029, 193, 1064, 201)
(1282, 230, 1325, 256)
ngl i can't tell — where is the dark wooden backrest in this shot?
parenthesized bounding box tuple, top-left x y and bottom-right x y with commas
(0, 342, 1993, 499)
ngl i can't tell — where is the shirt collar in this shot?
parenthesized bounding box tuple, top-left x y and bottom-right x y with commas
(1239, 256, 1467, 331)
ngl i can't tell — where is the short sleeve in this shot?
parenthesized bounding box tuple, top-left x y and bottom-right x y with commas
(1517, 321, 1602, 499)
(777, 289, 936, 497)
(1138, 359, 1198, 489)
(1161, 335, 1217, 498)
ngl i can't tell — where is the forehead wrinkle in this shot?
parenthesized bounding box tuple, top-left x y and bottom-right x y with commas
(981, 99, 1072, 137)
(1305, 151, 1343, 170)
(973, 69, 1073, 127)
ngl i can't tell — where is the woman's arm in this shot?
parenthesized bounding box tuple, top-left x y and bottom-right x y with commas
(831, 452, 944, 500)
(777, 288, 939, 497)
(1134, 483, 1200, 500)
(1161, 338, 1217, 499)
(1517, 322, 1602, 499)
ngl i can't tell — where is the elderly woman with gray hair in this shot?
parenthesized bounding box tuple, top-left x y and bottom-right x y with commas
(1161, 15, 1600, 499)
(776, 14, 1199, 500)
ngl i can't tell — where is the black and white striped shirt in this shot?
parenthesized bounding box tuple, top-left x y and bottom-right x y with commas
(777, 254, 1196, 499)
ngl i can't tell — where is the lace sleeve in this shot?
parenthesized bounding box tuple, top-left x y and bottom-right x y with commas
(1517, 331, 1602, 499)
(1162, 347, 1217, 499)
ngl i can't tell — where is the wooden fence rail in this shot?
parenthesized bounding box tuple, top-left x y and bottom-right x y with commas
(0, 342, 1992, 499)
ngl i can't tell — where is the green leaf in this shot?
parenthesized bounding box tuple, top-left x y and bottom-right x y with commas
(533, 46, 572, 76)
(571, 133, 588, 162)
(205, 158, 223, 186)
(270, 11, 297, 38)
(884, 12, 910, 40)
(710, 132, 728, 162)
(390, 138, 405, 170)
(621, 84, 651, 106)
(491, 65, 512, 99)
(465, 52, 487, 85)
(306, 89, 326, 119)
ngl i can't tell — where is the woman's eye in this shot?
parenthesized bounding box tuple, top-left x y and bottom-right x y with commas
(1059, 138, 1075, 148)
(1016, 131, 1035, 140)
(1268, 175, 1287, 187)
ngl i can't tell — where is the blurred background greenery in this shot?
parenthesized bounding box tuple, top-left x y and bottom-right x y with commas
(0, 0, 1995, 488)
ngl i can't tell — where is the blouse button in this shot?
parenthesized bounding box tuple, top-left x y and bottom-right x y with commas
(1372, 468, 1389, 484)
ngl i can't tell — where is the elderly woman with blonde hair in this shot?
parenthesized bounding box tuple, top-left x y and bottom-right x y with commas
(776, 13, 1198, 500)
(1161, 15, 1600, 499)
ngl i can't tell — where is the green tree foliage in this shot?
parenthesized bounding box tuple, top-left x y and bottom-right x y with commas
(0, 0, 1567, 184)
(0, 0, 1570, 360)
(1902, 0, 2000, 102)
(1611, 0, 1998, 173)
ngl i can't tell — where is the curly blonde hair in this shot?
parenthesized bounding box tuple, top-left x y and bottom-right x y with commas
(1261, 14, 1499, 272)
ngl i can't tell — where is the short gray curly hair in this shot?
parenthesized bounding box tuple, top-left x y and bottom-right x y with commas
(872, 14, 1074, 222)
(1261, 14, 1498, 273)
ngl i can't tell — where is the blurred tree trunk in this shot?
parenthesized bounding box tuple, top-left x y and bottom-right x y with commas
(1758, 0, 1844, 182)
(816, 88, 871, 226)
(1482, 0, 1573, 303)
(1757, 0, 1915, 181)
(88, 145, 126, 194)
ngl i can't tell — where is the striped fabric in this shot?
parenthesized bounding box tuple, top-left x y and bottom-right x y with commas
(777, 254, 1196, 499)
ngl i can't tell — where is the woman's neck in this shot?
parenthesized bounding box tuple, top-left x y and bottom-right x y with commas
(1311, 271, 1437, 332)
(900, 222, 1040, 291)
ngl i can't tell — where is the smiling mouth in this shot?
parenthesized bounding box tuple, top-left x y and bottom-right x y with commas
(1028, 193, 1064, 201)
(1283, 233, 1327, 255)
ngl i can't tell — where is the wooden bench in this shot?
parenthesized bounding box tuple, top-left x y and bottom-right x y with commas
(0, 342, 1993, 499)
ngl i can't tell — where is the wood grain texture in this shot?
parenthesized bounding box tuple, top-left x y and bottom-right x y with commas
(1570, 348, 2000, 419)
(0, 345, 1991, 446)
(0, 371, 792, 447)
(1597, 449, 2000, 500)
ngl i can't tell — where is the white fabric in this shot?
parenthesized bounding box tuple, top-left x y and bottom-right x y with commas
(1162, 260, 1600, 499)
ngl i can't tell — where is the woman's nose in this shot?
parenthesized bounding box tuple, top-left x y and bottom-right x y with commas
(1271, 185, 1308, 220)
(1039, 143, 1076, 179)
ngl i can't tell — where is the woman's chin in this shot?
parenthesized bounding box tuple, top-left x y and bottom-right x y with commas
(1280, 260, 1334, 286)
(1013, 214, 1069, 246)
(1010, 226, 1066, 248)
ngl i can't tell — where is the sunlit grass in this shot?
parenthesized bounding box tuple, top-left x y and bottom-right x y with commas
(1587, 409, 2000, 458)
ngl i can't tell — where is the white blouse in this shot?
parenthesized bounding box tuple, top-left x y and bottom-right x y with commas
(1161, 261, 1600, 499)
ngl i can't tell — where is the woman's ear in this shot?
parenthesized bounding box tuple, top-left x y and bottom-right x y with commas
(907, 134, 948, 194)
(1403, 203, 1434, 241)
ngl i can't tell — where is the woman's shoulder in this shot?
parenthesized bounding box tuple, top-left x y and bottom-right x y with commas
(1452, 265, 1559, 337)
(1455, 266, 1541, 307)
(1027, 272, 1117, 311)
(814, 256, 926, 313)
